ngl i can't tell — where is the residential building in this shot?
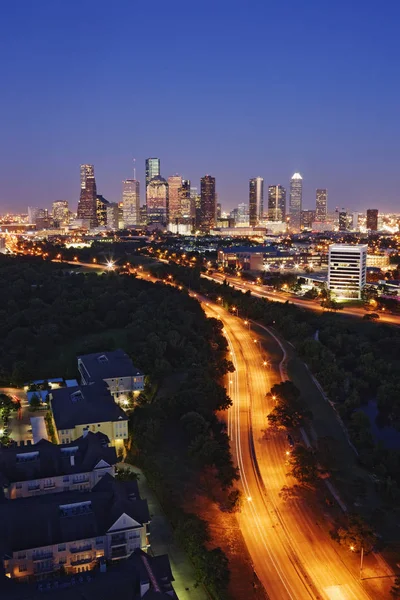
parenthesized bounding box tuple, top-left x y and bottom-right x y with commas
(0, 432, 117, 500)
(106, 203, 120, 229)
(77, 165, 98, 228)
(268, 185, 286, 222)
(315, 189, 327, 222)
(289, 173, 302, 232)
(249, 177, 264, 226)
(199, 175, 216, 232)
(96, 195, 109, 227)
(146, 176, 169, 225)
(48, 383, 128, 448)
(52, 201, 69, 226)
(0, 549, 177, 599)
(301, 209, 316, 230)
(122, 179, 140, 227)
(145, 158, 160, 189)
(366, 208, 378, 231)
(168, 175, 183, 222)
(0, 474, 149, 581)
(77, 349, 144, 403)
(328, 244, 367, 299)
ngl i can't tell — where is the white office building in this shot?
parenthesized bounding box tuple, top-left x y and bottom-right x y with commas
(328, 244, 367, 299)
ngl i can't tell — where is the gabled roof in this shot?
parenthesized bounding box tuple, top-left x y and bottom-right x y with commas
(77, 349, 143, 382)
(50, 383, 127, 430)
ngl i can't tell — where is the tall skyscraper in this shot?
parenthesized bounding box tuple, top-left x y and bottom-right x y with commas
(106, 203, 120, 229)
(289, 172, 303, 232)
(268, 185, 286, 221)
(145, 158, 160, 189)
(328, 244, 367, 299)
(52, 200, 69, 226)
(179, 179, 192, 220)
(301, 210, 316, 230)
(122, 179, 140, 227)
(366, 209, 378, 231)
(249, 177, 264, 226)
(199, 175, 216, 232)
(315, 189, 327, 222)
(77, 164, 97, 227)
(146, 176, 169, 225)
(96, 195, 109, 226)
(168, 175, 183, 222)
(339, 210, 348, 231)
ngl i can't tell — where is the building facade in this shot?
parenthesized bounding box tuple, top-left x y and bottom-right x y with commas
(301, 210, 316, 230)
(315, 189, 327, 222)
(145, 158, 160, 189)
(96, 195, 109, 227)
(122, 179, 140, 227)
(328, 244, 367, 299)
(146, 176, 169, 225)
(77, 165, 98, 228)
(52, 201, 69, 226)
(338, 210, 348, 231)
(249, 177, 264, 226)
(199, 175, 216, 232)
(106, 203, 120, 229)
(179, 179, 192, 221)
(289, 173, 302, 232)
(267, 185, 286, 222)
(167, 175, 183, 223)
(366, 208, 378, 231)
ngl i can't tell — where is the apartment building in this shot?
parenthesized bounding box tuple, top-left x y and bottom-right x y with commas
(0, 474, 150, 582)
(0, 432, 117, 500)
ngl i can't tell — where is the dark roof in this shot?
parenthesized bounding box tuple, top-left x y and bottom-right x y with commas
(77, 349, 143, 382)
(0, 549, 176, 600)
(220, 245, 276, 254)
(0, 474, 149, 554)
(0, 432, 117, 487)
(50, 383, 127, 430)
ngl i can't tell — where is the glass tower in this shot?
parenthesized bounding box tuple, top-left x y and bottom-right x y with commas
(199, 175, 216, 232)
(289, 172, 303, 232)
(249, 177, 264, 226)
(145, 158, 160, 189)
(122, 179, 140, 227)
(268, 185, 286, 221)
(315, 189, 327, 222)
(77, 164, 97, 227)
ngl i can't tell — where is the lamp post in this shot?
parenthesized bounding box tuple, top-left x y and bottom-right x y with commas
(243, 319, 251, 330)
(350, 545, 364, 580)
(231, 306, 239, 317)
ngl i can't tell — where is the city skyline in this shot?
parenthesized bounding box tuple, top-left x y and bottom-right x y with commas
(1, 1, 400, 213)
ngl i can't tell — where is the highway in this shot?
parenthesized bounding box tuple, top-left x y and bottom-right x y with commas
(201, 299, 378, 600)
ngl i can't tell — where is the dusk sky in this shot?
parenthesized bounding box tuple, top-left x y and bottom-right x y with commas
(1, 0, 399, 214)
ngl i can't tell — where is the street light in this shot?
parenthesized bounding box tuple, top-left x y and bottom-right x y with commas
(231, 306, 239, 317)
(243, 320, 250, 330)
(350, 545, 364, 580)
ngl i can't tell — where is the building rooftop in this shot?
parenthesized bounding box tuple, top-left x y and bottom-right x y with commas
(220, 245, 276, 254)
(50, 383, 127, 430)
(0, 432, 117, 489)
(78, 349, 143, 383)
(0, 474, 149, 554)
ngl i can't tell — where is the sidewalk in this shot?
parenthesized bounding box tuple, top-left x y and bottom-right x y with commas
(118, 462, 209, 600)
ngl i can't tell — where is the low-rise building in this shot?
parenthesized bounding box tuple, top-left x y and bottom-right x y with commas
(49, 383, 128, 449)
(0, 474, 150, 582)
(0, 432, 117, 500)
(366, 253, 390, 268)
(78, 349, 144, 403)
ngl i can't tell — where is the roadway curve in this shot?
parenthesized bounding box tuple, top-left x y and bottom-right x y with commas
(201, 298, 375, 600)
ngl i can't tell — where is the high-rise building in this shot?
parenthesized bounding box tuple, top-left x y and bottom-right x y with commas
(106, 203, 120, 229)
(96, 195, 109, 226)
(77, 164, 97, 227)
(301, 210, 316, 230)
(289, 173, 302, 232)
(145, 158, 160, 189)
(179, 179, 192, 220)
(249, 177, 264, 226)
(366, 209, 378, 231)
(168, 175, 183, 222)
(216, 202, 222, 219)
(328, 244, 367, 299)
(268, 185, 286, 222)
(122, 179, 140, 227)
(199, 175, 216, 232)
(27, 206, 41, 224)
(339, 210, 348, 231)
(52, 201, 69, 226)
(315, 189, 327, 222)
(146, 176, 169, 225)
(236, 202, 249, 225)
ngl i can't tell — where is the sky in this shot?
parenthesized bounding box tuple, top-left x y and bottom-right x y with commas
(1, 0, 400, 214)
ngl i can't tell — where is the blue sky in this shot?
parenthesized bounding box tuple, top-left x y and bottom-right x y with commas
(1, 0, 399, 213)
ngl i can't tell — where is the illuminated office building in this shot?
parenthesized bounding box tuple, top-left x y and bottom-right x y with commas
(328, 244, 367, 299)
(366, 208, 378, 231)
(122, 179, 140, 227)
(268, 185, 286, 221)
(168, 175, 183, 222)
(289, 172, 302, 232)
(146, 176, 169, 225)
(52, 200, 69, 226)
(249, 177, 264, 226)
(199, 175, 216, 232)
(77, 164, 97, 227)
(315, 189, 327, 222)
(145, 158, 160, 189)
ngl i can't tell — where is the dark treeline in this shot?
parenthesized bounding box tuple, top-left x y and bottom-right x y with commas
(147, 260, 400, 503)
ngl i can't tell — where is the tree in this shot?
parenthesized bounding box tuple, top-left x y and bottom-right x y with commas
(391, 577, 400, 598)
(335, 514, 378, 553)
(288, 445, 319, 485)
(180, 412, 209, 438)
(29, 393, 42, 411)
(267, 381, 311, 428)
(115, 467, 139, 482)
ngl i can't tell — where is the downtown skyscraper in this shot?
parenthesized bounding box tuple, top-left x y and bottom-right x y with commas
(249, 177, 264, 226)
(199, 175, 216, 232)
(366, 208, 378, 231)
(146, 176, 169, 225)
(122, 179, 140, 227)
(289, 172, 302, 232)
(315, 189, 328, 222)
(168, 175, 183, 222)
(77, 164, 97, 227)
(145, 158, 160, 189)
(267, 185, 286, 222)
(179, 179, 192, 220)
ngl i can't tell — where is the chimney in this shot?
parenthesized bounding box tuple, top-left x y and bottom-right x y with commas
(70, 455, 75, 467)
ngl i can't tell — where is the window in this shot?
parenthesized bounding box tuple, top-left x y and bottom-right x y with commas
(16, 482, 22, 489)
(58, 544, 66, 552)
(96, 538, 103, 546)
(19, 564, 27, 573)
(63, 476, 69, 483)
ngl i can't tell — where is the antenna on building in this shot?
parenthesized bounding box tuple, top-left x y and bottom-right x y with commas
(133, 158, 136, 180)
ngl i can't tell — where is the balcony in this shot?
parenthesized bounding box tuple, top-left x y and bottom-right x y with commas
(110, 546, 129, 559)
(110, 533, 126, 546)
(33, 562, 54, 574)
(32, 552, 53, 562)
(70, 544, 92, 554)
(70, 556, 95, 567)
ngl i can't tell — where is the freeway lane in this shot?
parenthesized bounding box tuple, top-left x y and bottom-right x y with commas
(202, 300, 375, 600)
